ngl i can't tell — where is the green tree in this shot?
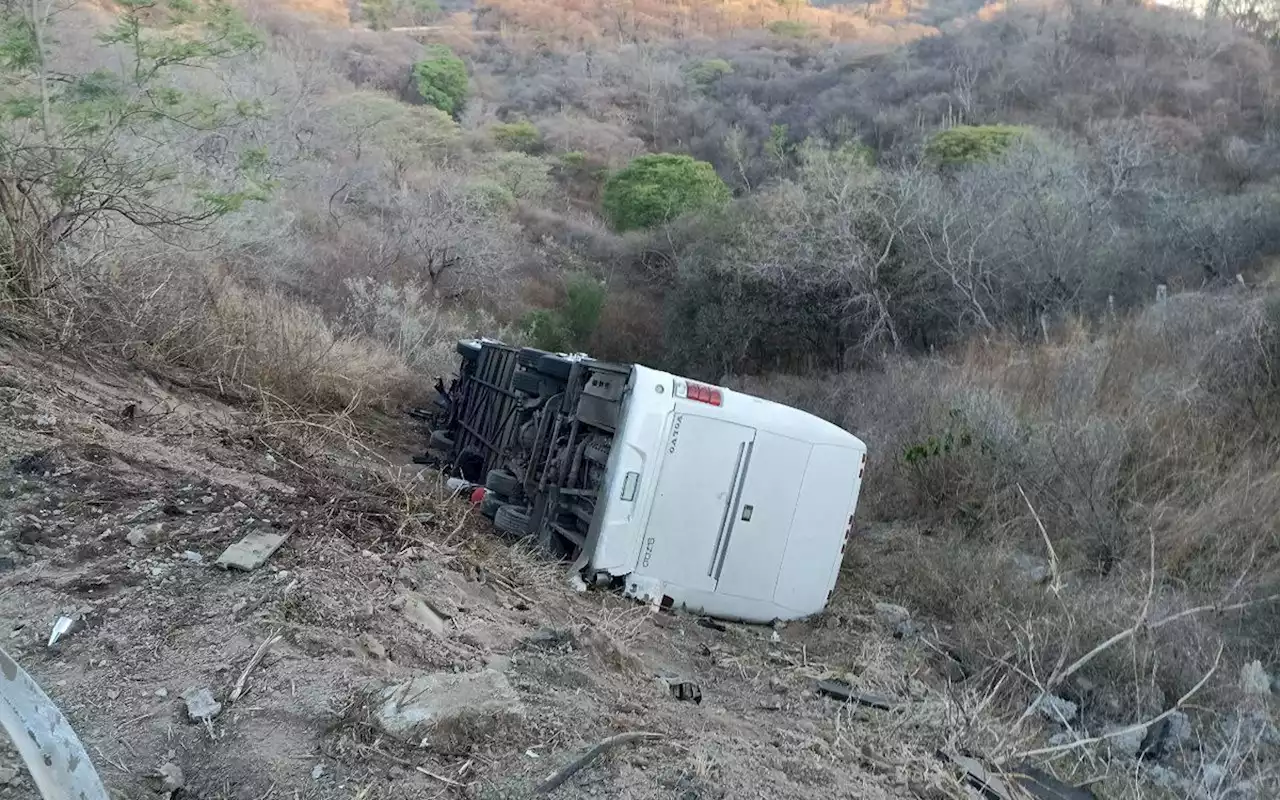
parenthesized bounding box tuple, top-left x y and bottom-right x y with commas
(520, 273, 606, 351)
(602, 154, 730, 231)
(411, 45, 468, 116)
(490, 120, 540, 152)
(0, 0, 266, 299)
(925, 125, 1029, 167)
(683, 58, 733, 88)
(361, 0, 440, 29)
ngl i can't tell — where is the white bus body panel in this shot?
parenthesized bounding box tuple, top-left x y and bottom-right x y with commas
(585, 366, 866, 623)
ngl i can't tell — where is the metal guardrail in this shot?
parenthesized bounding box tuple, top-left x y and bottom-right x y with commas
(0, 646, 108, 799)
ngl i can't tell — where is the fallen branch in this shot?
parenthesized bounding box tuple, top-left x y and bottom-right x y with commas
(1007, 643, 1224, 763)
(229, 629, 283, 704)
(1016, 484, 1061, 595)
(537, 731, 663, 794)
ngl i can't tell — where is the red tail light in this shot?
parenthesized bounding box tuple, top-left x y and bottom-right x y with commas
(675, 380, 723, 407)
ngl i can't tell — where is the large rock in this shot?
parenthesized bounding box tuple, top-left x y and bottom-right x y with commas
(372, 669, 525, 748)
(873, 602, 916, 637)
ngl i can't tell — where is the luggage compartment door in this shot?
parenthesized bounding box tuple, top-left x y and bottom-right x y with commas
(711, 431, 811, 601)
(635, 413, 755, 593)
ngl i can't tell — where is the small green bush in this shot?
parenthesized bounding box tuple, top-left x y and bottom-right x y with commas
(602, 153, 730, 231)
(768, 20, 811, 38)
(411, 45, 468, 116)
(520, 274, 607, 351)
(683, 58, 734, 87)
(491, 120, 540, 152)
(925, 125, 1029, 166)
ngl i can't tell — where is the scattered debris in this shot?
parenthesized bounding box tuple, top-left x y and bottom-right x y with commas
(697, 618, 727, 632)
(214, 528, 290, 571)
(228, 629, 282, 704)
(400, 590, 448, 637)
(47, 616, 76, 648)
(668, 680, 702, 704)
(941, 750, 1097, 800)
(536, 732, 663, 794)
(372, 669, 525, 746)
(181, 687, 222, 723)
(815, 679, 898, 711)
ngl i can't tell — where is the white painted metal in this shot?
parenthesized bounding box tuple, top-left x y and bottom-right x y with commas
(0, 646, 109, 800)
(588, 366, 867, 623)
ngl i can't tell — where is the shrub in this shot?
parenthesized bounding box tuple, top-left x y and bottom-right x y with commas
(519, 273, 606, 352)
(411, 44, 468, 115)
(767, 20, 811, 37)
(925, 125, 1030, 166)
(491, 120, 541, 152)
(683, 58, 733, 87)
(481, 152, 552, 202)
(602, 154, 730, 231)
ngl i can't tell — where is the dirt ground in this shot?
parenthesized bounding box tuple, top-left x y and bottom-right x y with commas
(0, 342, 957, 800)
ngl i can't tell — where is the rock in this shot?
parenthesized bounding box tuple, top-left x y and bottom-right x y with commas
(372, 669, 525, 747)
(400, 590, 448, 637)
(155, 688, 169, 698)
(1103, 723, 1146, 759)
(126, 523, 164, 547)
(1030, 694, 1078, 724)
(311, 763, 324, 780)
(181, 687, 222, 722)
(358, 633, 388, 661)
(1148, 765, 1188, 794)
(873, 602, 916, 637)
(215, 529, 289, 571)
(873, 602, 910, 627)
(1140, 711, 1193, 759)
(181, 550, 203, 563)
(1240, 660, 1272, 696)
(155, 762, 184, 793)
(1009, 552, 1052, 585)
(0, 766, 16, 785)
(106, 690, 120, 700)
(485, 655, 512, 673)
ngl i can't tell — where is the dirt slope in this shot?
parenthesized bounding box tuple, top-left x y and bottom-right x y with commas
(0, 342, 940, 799)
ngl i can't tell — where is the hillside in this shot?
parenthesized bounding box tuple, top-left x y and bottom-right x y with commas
(2, 0, 1280, 795)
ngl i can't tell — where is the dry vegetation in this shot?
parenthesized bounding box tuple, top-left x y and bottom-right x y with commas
(4, 0, 1280, 794)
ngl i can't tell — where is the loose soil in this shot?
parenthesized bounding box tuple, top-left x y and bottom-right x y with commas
(0, 342, 953, 799)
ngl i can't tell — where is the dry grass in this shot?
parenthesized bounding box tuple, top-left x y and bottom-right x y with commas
(740, 288, 1280, 792)
(30, 256, 436, 416)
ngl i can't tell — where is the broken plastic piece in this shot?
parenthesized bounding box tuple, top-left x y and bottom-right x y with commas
(47, 616, 74, 648)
